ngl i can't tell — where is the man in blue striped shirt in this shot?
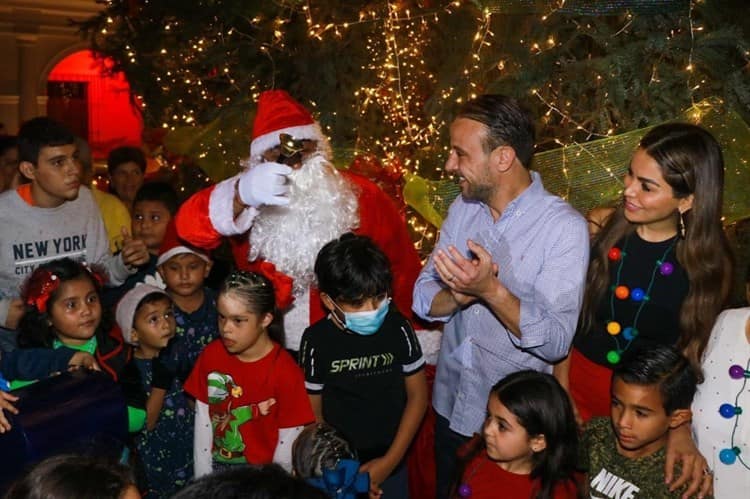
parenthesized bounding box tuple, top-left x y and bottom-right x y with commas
(412, 95, 589, 499)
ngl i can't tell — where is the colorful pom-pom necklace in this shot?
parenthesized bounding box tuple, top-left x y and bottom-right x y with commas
(605, 235, 677, 365)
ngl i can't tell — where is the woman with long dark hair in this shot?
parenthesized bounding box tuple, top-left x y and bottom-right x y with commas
(557, 122, 732, 421)
(555, 122, 732, 495)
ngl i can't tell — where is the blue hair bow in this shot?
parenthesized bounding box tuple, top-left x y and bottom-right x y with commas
(307, 459, 370, 499)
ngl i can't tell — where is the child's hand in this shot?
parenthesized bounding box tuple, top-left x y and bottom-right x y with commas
(360, 457, 393, 498)
(120, 227, 150, 268)
(258, 398, 276, 416)
(68, 351, 100, 371)
(0, 390, 19, 433)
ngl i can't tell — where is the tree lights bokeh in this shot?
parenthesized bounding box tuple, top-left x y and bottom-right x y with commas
(79, 0, 750, 255)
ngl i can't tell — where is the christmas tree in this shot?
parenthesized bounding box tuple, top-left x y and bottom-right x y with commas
(79, 0, 749, 180)
(80, 0, 750, 297)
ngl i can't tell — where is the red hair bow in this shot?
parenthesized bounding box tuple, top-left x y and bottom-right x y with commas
(246, 261, 295, 311)
(25, 269, 60, 313)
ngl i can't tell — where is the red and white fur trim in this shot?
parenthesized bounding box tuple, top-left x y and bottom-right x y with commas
(208, 176, 259, 236)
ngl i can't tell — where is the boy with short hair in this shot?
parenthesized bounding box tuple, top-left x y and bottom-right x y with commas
(118, 285, 176, 360)
(103, 181, 179, 308)
(0, 117, 148, 332)
(299, 233, 428, 498)
(132, 181, 179, 257)
(156, 220, 218, 382)
(117, 284, 193, 497)
(582, 346, 703, 498)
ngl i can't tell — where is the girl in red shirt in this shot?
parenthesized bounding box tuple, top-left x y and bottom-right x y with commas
(184, 270, 314, 476)
(454, 371, 581, 499)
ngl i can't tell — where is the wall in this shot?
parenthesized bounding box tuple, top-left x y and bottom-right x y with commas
(48, 50, 143, 159)
(0, 1, 103, 134)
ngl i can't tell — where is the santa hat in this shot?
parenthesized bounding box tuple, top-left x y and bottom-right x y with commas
(157, 220, 211, 267)
(116, 284, 169, 345)
(250, 90, 327, 160)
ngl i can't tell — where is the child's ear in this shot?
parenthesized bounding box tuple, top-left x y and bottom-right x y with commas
(319, 293, 335, 311)
(156, 266, 165, 280)
(529, 434, 547, 453)
(668, 408, 692, 429)
(18, 161, 37, 180)
(261, 312, 273, 329)
(129, 329, 139, 345)
(203, 260, 213, 278)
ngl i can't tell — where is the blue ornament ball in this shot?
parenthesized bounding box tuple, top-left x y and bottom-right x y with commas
(719, 403, 737, 419)
(720, 448, 737, 465)
(630, 288, 645, 302)
(623, 327, 637, 341)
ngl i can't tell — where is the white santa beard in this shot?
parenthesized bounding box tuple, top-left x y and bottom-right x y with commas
(248, 154, 359, 292)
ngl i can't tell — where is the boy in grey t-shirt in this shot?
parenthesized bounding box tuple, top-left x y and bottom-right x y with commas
(0, 117, 149, 333)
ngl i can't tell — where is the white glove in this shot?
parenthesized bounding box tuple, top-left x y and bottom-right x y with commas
(237, 162, 293, 207)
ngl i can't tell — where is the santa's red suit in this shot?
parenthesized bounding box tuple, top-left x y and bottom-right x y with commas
(174, 169, 421, 339)
(175, 90, 438, 499)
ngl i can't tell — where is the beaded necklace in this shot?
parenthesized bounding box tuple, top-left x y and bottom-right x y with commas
(605, 234, 677, 365)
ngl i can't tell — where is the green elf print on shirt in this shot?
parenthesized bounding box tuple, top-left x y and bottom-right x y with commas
(206, 372, 276, 463)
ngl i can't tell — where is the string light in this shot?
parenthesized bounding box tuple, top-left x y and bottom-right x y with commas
(532, 90, 610, 141)
(718, 361, 750, 469)
(686, 0, 697, 105)
(327, 0, 461, 250)
(85, 0, 750, 250)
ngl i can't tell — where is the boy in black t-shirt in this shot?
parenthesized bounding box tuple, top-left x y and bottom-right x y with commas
(299, 233, 428, 499)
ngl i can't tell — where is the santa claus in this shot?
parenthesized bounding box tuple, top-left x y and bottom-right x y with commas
(175, 90, 423, 354)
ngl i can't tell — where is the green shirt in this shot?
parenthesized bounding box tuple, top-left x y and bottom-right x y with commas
(582, 417, 709, 499)
(8, 338, 98, 390)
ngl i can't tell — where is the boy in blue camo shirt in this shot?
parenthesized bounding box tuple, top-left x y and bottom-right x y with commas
(155, 221, 218, 382)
